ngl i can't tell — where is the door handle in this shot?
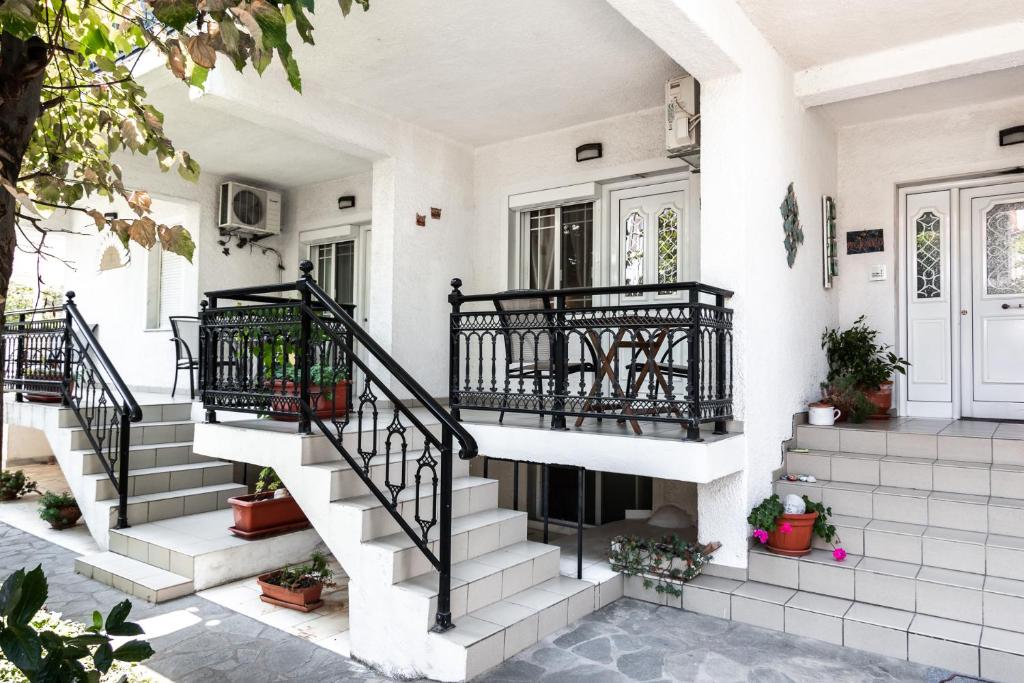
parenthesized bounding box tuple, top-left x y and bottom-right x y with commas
(1001, 303, 1024, 310)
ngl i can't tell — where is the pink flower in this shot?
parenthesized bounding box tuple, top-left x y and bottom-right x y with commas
(779, 522, 793, 534)
(833, 547, 847, 562)
(752, 529, 768, 544)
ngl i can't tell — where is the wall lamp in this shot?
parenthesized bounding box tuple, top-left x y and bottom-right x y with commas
(337, 195, 356, 210)
(575, 143, 603, 163)
(999, 125, 1024, 147)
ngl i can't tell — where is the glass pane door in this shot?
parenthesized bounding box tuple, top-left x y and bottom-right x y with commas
(311, 240, 356, 304)
(522, 202, 594, 305)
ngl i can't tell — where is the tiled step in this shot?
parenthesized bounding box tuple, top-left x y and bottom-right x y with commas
(362, 507, 529, 585)
(99, 482, 247, 527)
(304, 453, 470, 502)
(775, 477, 1024, 537)
(785, 449, 1024, 498)
(339, 476, 499, 542)
(428, 575, 596, 680)
(59, 401, 192, 428)
(395, 541, 561, 629)
(746, 547, 1024, 632)
(85, 461, 235, 501)
(75, 551, 193, 603)
(70, 420, 195, 450)
(108, 509, 322, 591)
(77, 441, 212, 475)
(659, 574, 1024, 681)
(300, 419, 444, 465)
(796, 423, 1024, 466)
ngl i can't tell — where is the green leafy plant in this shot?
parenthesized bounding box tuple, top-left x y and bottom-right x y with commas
(821, 316, 910, 389)
(821, 375, 876, 424)
(264, 551, 335, 591)
(746, 494, 786, 533)
(608, 535, 717, 598)
(0, 565, 154, 682)
(36, 491, 77, 527)
(747, 494, 840, 545)
(253, 468, 284, 496)
(0, 470, 38, 501)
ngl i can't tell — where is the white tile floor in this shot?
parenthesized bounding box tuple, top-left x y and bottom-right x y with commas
(196, 555, 352, 656)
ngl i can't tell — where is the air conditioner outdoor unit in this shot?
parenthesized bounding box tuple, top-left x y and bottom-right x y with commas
(218, 181, 281, 236)
(665, 75, 700, 170)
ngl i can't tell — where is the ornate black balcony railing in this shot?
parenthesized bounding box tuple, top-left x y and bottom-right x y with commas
(448, 280, 734, 441)
(200, 261, 478, 632)
(2, 294, 143, 528)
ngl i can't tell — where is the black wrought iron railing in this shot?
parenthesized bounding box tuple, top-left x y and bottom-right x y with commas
(200, 261, 478, 632)
(2, 294, 143, 527)
(448, 280, 734, 441)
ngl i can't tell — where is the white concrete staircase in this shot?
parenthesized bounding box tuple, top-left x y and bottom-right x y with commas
(193, 416, 619, 682)
(710, 421, 1024, 683)
(4, 397, 321, 603)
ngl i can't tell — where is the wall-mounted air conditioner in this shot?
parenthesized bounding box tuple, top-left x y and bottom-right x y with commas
(665, 75, 700, 170)
(218, 181, 281, 236)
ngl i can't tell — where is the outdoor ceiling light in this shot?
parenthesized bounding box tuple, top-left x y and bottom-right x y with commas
(576, 143, 603, 162)
(337, 195, 356, 210)
(999, 125, 1024, 147)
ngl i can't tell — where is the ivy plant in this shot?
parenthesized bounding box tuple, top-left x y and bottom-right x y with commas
(608, 535, 717, 598)
(0, 565, 154, 681)
(746, 494, 786, 533)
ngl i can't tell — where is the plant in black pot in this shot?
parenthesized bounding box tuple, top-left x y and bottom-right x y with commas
(821, 316, 909, 420)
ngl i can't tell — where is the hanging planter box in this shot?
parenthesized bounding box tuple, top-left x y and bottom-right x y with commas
(227, 492, 309, 539)
(267, 380, 350, 422)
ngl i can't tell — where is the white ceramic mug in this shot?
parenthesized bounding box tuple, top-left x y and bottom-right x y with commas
(809, 403, 841, 426)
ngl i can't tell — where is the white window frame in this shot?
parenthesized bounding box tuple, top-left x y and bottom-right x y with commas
(516, 202, 596, 291)
(145, 244, 187, 331)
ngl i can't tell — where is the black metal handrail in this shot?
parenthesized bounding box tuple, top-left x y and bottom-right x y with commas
(199, 261, 477, 632)
(448, 279, 734, 440)
(2, 293, 143, 527)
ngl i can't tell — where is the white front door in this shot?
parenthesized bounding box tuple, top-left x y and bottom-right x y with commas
(961, 183, 1024, 419)
(610, 180, 691, 303)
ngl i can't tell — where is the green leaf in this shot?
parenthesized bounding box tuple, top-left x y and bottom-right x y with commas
(278, 45, 302, 92)
(151, 0, 199, 31)
(251, 0, 287, 48)
(190, 65, 210, 89)
(112, 639, 155, 663)
(91, 611, 103, 632)
(104, 600, 131, 632)
(106, 621, 144, 637)
(338, 0, 352, 16)
(0, 624, 43, 673)
(68, 633, 109, 647)
(93, 642, 114, 673)
(0, 0, 39, 38)
(8, 566, 46, 627)
(80, 26, 116, 55)
(0, 569, 26, 618)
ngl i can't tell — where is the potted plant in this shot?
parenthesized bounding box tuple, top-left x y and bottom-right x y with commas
(821, 316, 909, 419)
(609, 535, 720, 598)
(38, 491, 81, 530)
(268, 364, 350, 421)
(0, 469, 39, 501)
(227, 467, 309, 539)
(257, 550, 335, 612)
(748, 494, 844, 559)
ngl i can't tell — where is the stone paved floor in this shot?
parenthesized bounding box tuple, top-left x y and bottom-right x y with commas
(0, 521, 974, 682)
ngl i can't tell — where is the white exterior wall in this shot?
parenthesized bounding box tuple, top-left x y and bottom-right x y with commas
(471, 107, 686, 293)
(835, 96, 1024, 347)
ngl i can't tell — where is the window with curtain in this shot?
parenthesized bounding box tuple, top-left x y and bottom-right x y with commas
(521, 202, 593, 306)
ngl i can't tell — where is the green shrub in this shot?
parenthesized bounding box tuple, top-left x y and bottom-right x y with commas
(37, 492, 77, 527)
(264, 551, 335, 590)
(0, 565, 154, 682)
(0, 471, 38, 501)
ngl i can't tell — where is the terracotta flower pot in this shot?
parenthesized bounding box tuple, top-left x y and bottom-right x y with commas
(267, 379, 350, 422)
(49, 505, 82, 530)
(25, 379, 73, 403)
(863, 380, 893, 419)
(227, 492, 309, 539)
(257, 572, 324, 612)
(766, 511, 818, 557)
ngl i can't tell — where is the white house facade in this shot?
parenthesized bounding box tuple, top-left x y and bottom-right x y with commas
(4, 1, 1024, 681)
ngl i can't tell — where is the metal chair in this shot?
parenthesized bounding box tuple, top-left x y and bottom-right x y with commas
(492, 291, 596, 423)
(168, 316, 199, 399)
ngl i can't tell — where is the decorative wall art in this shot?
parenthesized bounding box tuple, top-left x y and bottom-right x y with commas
(780, 182, 804, 267)
(846, 229, 884, 255)
(822, 196, 838, 288)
